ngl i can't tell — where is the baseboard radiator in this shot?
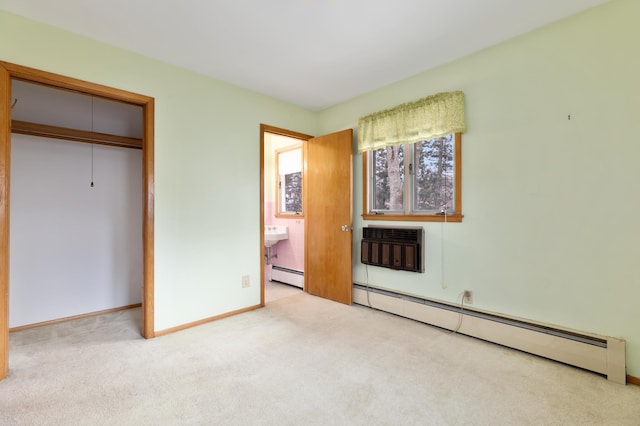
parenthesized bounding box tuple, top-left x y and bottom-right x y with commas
(271, 266, 304, 289)
(353, 284, 626, 384)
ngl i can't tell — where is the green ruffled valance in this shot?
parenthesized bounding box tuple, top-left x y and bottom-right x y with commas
(357, 91, 466, 153)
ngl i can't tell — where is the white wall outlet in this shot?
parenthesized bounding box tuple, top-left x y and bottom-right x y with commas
(242, 275, 250, 288)
(463, 290, 473, 304)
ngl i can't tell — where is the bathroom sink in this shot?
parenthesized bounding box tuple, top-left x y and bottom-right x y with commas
(264, 225, 288, 247)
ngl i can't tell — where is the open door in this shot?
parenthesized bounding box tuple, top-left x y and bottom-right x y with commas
(304, 129, 353, 304)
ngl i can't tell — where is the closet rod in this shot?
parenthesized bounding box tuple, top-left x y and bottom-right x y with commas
(11, 119, 142, 150)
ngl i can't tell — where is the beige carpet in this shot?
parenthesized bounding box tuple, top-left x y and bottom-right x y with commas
(265, 280, 302, 303)
(1, 289, 639, 425)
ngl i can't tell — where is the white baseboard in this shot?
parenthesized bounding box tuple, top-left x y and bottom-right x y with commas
(271, 266, 303, 289)
(353, 285, 626, 384)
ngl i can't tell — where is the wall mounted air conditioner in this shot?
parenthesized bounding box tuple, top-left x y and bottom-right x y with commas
(361, 226, 424, 273)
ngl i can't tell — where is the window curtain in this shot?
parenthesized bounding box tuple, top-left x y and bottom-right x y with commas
(357, 91, 466, 153)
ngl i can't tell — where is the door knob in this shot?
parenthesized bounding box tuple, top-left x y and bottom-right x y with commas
(341, 225, 351, 231)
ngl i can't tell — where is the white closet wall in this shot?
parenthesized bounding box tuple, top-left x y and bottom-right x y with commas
(9, 134, 142, 327)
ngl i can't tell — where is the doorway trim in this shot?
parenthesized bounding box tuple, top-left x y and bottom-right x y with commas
(0, 61, 155, 380)
(260, 124, 313, 305)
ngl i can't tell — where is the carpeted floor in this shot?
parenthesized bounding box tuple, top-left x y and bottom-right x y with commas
(1, 287, 639, 425)
(265, 280, 302, 303)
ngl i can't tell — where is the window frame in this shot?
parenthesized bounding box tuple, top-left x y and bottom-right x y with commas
(362, 132, 463, 222)
(275, 142, 304, 218)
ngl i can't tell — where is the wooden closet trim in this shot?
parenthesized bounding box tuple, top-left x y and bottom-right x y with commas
(0, 61, 155, 380)
(0, 63, 9, 380)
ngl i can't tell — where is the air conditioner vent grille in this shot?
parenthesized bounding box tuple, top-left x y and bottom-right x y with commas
(362, 227, 419, 242)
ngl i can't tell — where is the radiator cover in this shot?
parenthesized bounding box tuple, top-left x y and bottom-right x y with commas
(270, 266, 303, 289)
(361, 226, 424, 272)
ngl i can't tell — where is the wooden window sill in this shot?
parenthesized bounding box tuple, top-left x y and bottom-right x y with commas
(362, 213, 463, 223)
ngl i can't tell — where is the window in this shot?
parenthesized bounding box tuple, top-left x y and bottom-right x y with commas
(358, 91, 466, 221)
(276, 144, 303, 216)
(363, 133, 462, 222)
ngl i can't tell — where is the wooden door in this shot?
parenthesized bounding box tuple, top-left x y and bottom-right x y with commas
(304, 129, 353, 304)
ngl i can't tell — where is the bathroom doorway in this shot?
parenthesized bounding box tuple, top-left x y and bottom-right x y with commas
(261, 126, 309, 303)
(260, 124, 353, 306)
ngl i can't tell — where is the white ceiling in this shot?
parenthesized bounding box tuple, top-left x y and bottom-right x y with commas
(0, 0, 609, 110)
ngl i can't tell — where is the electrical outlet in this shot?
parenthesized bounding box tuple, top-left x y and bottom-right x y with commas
(242, 275, 250, 288)
(463, 290, 473, 304)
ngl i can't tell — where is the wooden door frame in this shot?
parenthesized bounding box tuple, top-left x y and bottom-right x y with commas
(259, 124, 313, 305)
(0, 61, 155, 380)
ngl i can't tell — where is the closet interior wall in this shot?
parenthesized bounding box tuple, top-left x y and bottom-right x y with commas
(9, 80, 144, 328)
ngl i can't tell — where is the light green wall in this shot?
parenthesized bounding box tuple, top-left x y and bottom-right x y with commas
(319, 0, 640, 377)
(0, 10, 318, 331)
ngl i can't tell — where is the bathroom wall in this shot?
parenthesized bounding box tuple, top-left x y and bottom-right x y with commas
(264, 132, 304, 272)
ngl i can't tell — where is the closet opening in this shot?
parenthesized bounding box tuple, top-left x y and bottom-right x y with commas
(0, 61, 155, 380)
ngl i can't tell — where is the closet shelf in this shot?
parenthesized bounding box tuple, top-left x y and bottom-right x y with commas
(11, 119, 142, 149)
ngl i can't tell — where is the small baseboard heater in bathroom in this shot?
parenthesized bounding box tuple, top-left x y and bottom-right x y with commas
(271, 266, 304, 289)
(353, 284, 626, 384)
